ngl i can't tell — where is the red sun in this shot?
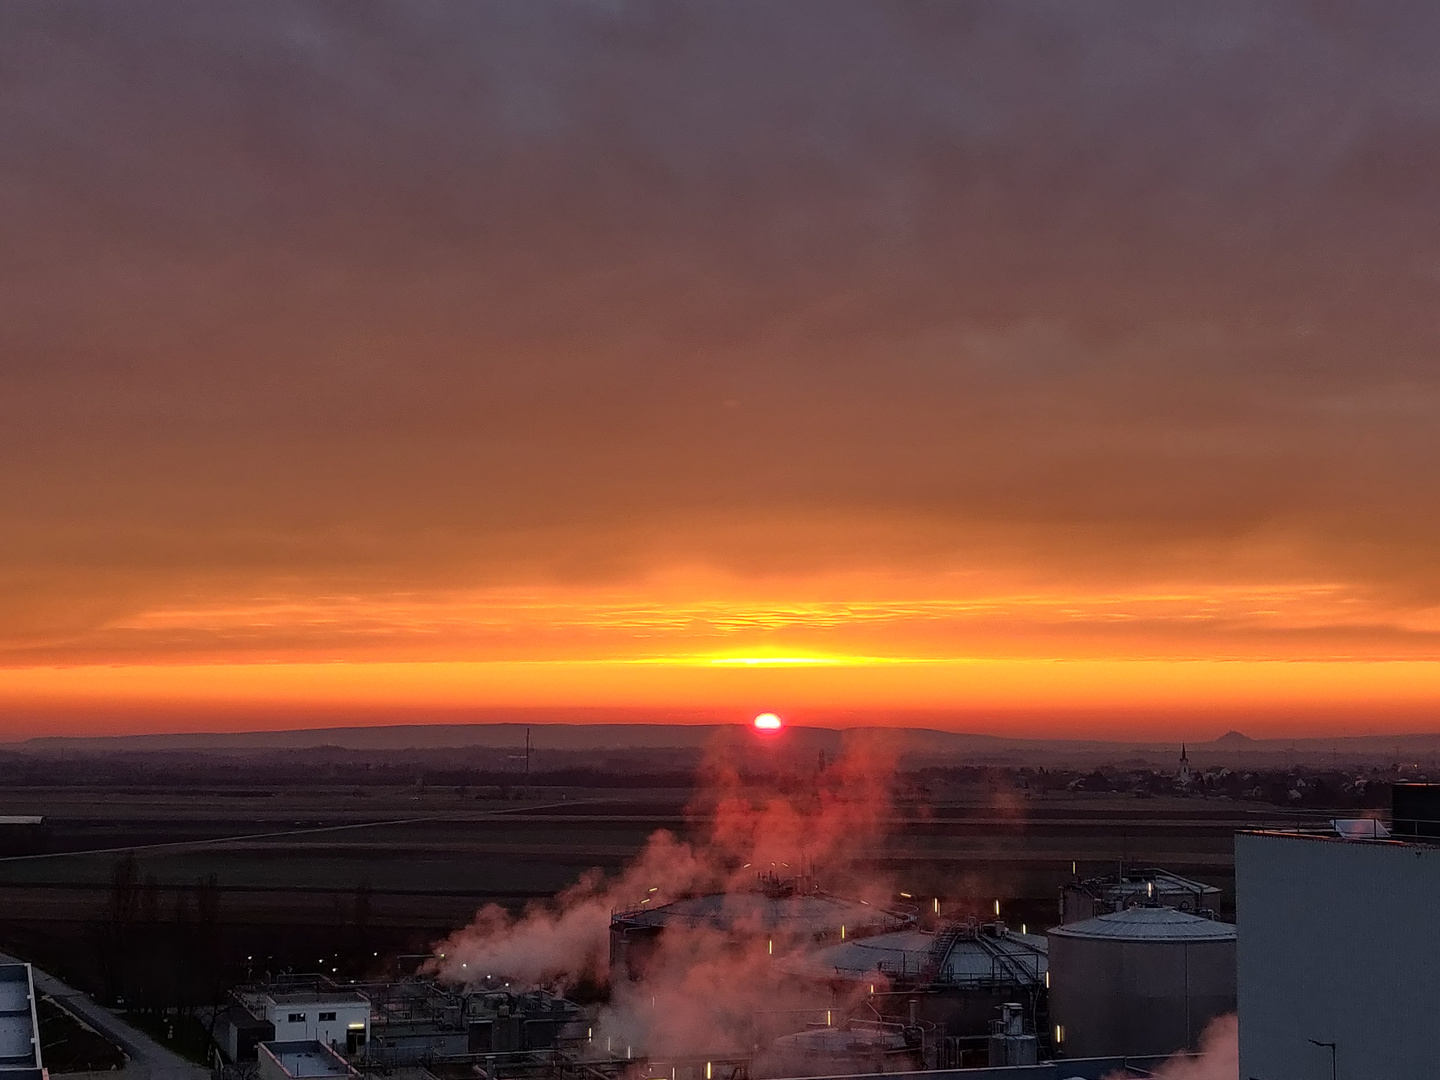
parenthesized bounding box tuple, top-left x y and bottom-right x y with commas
(753, 712, 783, 731)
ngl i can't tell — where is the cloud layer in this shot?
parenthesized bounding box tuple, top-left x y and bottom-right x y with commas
(4, 3, 1440, 729)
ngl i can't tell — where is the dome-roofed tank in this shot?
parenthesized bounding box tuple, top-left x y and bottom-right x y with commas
(784, 921, 1047, 1068)
(609, 876, 911, 981)
(1047, 906, 1235, 1059)
(789, 923, 1046, 991)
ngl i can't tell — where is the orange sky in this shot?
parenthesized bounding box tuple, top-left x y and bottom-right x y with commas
(4, 5, 1440, 739)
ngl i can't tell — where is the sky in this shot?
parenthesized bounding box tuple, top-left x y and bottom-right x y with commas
(5, 2, 1440, 739)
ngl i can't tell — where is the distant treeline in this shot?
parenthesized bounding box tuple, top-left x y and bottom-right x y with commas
(0, 747, 704, 789)
(0, 748, 1409, 810)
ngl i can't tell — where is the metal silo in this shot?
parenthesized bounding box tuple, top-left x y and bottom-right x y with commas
(785, 920, 1048, 1068)
(610, 880, 910, 981)
(1047, 906, 1235, 1059)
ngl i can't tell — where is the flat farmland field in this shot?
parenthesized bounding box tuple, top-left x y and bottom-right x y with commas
(0, 780, 1305, 965)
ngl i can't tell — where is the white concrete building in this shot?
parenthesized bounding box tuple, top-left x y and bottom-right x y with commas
(243, 990, 371, 1054)
(1237, 829, 1440, 1079)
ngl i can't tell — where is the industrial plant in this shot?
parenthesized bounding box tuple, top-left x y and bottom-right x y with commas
(14, 777, 1439, 1080)
(200, 854, 1242, 1080)
(218, 975, 584, 1078)
(609, 875, 910, 981)
(785, 918, 1048, 1068)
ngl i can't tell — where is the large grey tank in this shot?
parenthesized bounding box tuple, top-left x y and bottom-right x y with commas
(1047, 906, 1235, 1059)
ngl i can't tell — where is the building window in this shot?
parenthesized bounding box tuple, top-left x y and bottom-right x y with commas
(288, 1013, 306, 1024)
(319, 1012, 337, 1022)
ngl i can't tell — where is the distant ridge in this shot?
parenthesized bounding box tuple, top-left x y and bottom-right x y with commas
(9, 721, 1440, 759)
(12, 722, 1013, 754)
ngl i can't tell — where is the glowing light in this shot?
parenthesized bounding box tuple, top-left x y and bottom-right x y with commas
(753, 712, 783, 731)
(711, 656, 842, 666)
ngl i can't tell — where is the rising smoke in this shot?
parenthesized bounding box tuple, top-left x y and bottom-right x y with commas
(428, 731, 900, 1065)
(1107, 1014, 1237, 1080)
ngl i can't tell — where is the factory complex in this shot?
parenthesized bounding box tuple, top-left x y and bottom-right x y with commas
(205, 787, 1440, 1080)
(14, 783, 1437, 1080)
(202, 855, 1240, 1080)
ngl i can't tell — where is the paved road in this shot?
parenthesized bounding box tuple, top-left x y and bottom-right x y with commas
(0, 950, 208, 1080)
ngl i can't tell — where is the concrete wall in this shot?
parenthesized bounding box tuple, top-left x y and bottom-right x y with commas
(1237, 832, 1440, 1080)
(257, 1041, 355, 1080)
(217, 1006, 274, 1062)
(263, 1001, 370, 1050)
(1048, 936, 1233, 1058)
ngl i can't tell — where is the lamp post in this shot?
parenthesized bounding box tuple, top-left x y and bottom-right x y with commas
(1308, 1039, 1337, 1080)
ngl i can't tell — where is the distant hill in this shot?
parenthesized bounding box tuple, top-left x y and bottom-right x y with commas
(18, 722, 723, 753)
(11, 720, 1440, 763)
(1211, 730, 1255, 747)
(13, 721, 1016, 755)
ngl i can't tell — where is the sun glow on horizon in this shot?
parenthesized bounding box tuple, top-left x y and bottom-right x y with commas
(709, 655, 840, 666)
(753, 712, 783, 731)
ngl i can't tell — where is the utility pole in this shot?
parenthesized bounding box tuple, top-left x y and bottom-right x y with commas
(525, 727, 531, 781)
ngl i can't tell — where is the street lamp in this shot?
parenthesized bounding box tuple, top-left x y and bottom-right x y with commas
(1308, 1039, 1337, 1080)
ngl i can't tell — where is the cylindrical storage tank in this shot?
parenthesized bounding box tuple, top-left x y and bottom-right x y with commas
(1047, 907, 1235, 1058)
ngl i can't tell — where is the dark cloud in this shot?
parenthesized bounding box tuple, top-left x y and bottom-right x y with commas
(4, 1, 1440, 658)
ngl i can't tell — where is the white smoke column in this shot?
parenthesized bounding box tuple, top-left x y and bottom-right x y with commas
(430, 731, 899, 990)
(428, 828, 714, 989)
(1107, 1015, 1236, 1080)
(591, 899, 886, 1068)
(428, 731, 903, 1073)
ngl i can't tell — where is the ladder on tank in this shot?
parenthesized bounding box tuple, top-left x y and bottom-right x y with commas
(922, 922, 964, 982)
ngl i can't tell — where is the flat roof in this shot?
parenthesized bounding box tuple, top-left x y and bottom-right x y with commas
(0, 818, 42, 827)
(1240, 828, 1440, 850)
(0, 964, 41, 1074)
(262, 991, 369, 1007)
(261, 1041, 354, 1079)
